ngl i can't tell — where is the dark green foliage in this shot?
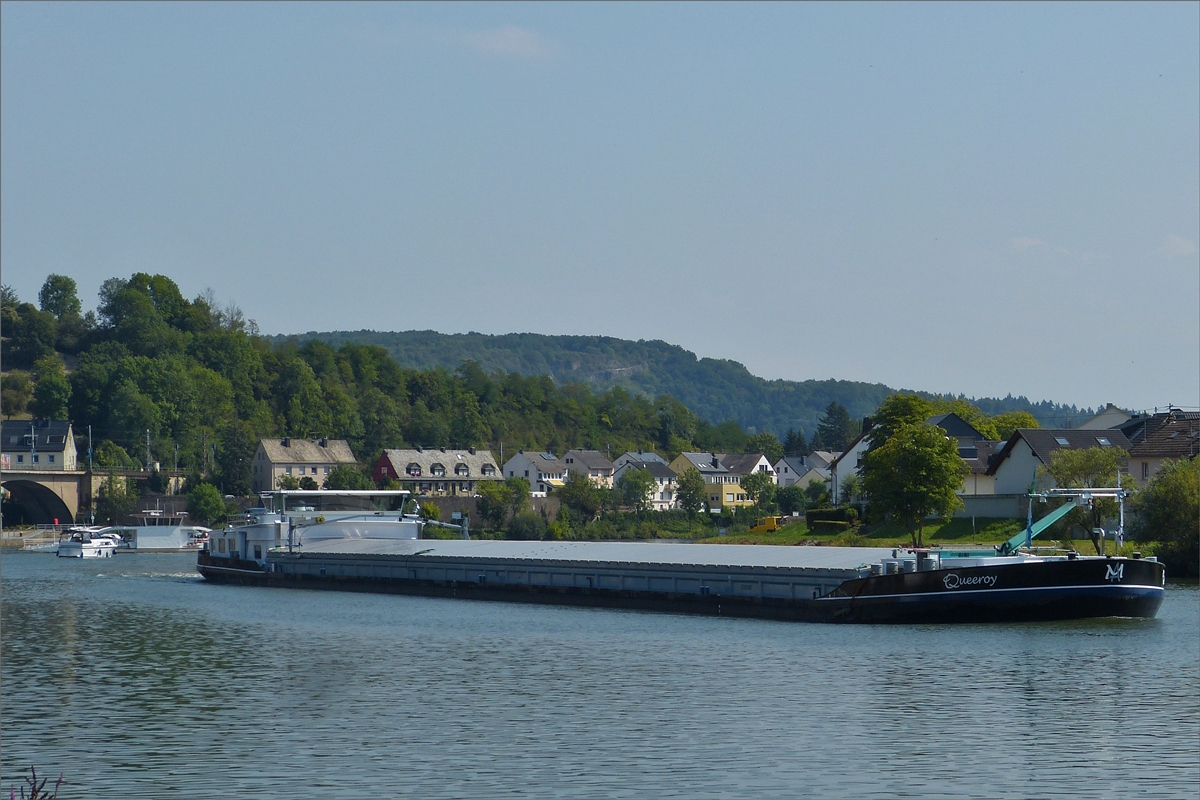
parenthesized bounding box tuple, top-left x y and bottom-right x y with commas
(273, 331, 1088, 436)
(1, 371, 33, 418)
(740, 471, 776, 513)
(94, 440, 137, 469)
(862, 423, 966, 546)
(745, 432, 783, 464)
(325, 464, 373, 490)
(298, 476, 319, 490)
(38, 274, 82, 319)
(6, 304, 58, 368)
(777, 484, 805, 515)
(616, 467, 656, 512)
(813, 401, 859, 452)
(508, 510, 547, 540)
(560, 471, 606, 519)
(95, 475, 137, 524)
(28, 356, 71, 419)
(187, 482, 226, 525)
(676, 467, 706, 515)
(1131, 458, 1199, 578)
(782, 427, 808, 456)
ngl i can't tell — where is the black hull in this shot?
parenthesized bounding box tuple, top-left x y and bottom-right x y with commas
(196, 551, 1164, 624)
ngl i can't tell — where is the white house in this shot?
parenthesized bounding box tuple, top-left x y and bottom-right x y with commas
(502, 451, 568, 497)
(986, 429, 1133, 494)
(829, 434, 870, 503)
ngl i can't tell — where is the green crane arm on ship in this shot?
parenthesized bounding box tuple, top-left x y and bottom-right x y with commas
(998, 500, 1078, 555)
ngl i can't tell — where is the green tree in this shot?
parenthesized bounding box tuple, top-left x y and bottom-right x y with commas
(617, 467, 656, 513)
(837, 472, 862, 506)
(777, 484, 805, 515)
(95, 475, 137, 524)
(783, 428, 809, 456)
(676, 467, 707, 515)
(502, 476, 531, 521)
(803, 478, 829, 508)
(419, 501, 441, 521)
(6, 304, 58, 368)
(745, 432, 783, 464)
(862, 423, 965, 546)
(298, 476, 319, 490)
(740, 471, 777, 510)
(988, 411, 1039, 442)
(508, 509, 547, 540)
(476, 479, 512, 530)
(867, 393, 935, 450)
(559, 470, 604, 520)
(1131, 458, 1199, 578)
(28, 356, 71, 419)
(1040, 446, 1129, 554)
(325, 463, 372, 490)
(276, 474, 301, 490)
(1, 371, 33, 418)
(216, 422, 256, 496)
(814, 401, 858, 451)
(38, 274, 82, 319)
(94, 440, 137, 469)
(187, 482, 226, 525)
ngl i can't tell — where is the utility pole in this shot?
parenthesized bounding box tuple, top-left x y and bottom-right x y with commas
(173, 443, 180, 494)
(29, 422, 36, 465)
(145, 429, 152, 472)
(87, 424, 93, 471)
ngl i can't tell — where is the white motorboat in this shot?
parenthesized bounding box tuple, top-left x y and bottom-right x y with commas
(56, 528, 118, 558)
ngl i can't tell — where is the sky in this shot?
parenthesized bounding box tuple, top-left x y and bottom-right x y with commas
(3, 2, 1197, 413)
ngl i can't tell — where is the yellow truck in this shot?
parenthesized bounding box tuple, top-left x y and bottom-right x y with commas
(748, 516, 788, 533)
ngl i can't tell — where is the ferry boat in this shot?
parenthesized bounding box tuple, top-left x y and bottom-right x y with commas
(197, 488, 1165, 624)
(114, 509, 211, 551)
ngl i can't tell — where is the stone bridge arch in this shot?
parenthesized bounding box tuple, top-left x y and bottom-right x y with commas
(2, 479, 77, 526)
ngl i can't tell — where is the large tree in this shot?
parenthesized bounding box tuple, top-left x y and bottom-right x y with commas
(617, 467, 657, 513)
(744, 432, 783, 464)
(1040, 446, 1128, 555)
(38, 274, 82, 319)
(675, 467, 706, 515)
(1131, 458, 1199, 578)
(813, 401, 859, 451)
(28, 356, 71, 419)
(740, 471, 777, 511)
(862, 422, 965, 546)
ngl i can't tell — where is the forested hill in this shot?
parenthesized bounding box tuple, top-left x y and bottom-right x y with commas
(273, 330, 1089, 436)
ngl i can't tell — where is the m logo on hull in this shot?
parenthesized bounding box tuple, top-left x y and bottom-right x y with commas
(1105, 563, 1124, 583)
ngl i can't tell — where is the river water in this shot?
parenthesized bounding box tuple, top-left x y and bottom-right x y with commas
(2, 552, 1197, 799)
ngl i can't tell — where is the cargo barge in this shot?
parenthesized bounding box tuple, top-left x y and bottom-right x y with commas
(196, 490, 1166, 624)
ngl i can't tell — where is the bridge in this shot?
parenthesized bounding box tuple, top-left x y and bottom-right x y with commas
(1, 469, 91, 525)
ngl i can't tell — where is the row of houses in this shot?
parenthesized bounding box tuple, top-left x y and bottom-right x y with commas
(8, 404, 1197, 517)
(824, 406, 1199, 517)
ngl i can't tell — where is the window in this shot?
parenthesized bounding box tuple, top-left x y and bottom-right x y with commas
(32, 455, 39, 463)
(16, 455, 23, 463)
(1142, 462, 1149, 479)
(725, 493, 734, 502)
(219, 538, 226, 553)
(324, 466, 330, 473)
(254, 545, 263, 559)
(286, 466, 293, 475)
(1096, 437, 1112, 447)
(1054, 437, 1070, 446)
(482, 465, 496, 476)
(524, 470, 529, 477)
(455, 464, 469, 476)
(431, 464, 446, 477)
(48, 455, 55, 463)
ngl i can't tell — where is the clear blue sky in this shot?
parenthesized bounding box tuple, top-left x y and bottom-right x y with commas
(3, 2, 1197, 412)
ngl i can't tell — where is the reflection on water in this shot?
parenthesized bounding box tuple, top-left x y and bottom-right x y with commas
(3, 553, 1197, 799)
